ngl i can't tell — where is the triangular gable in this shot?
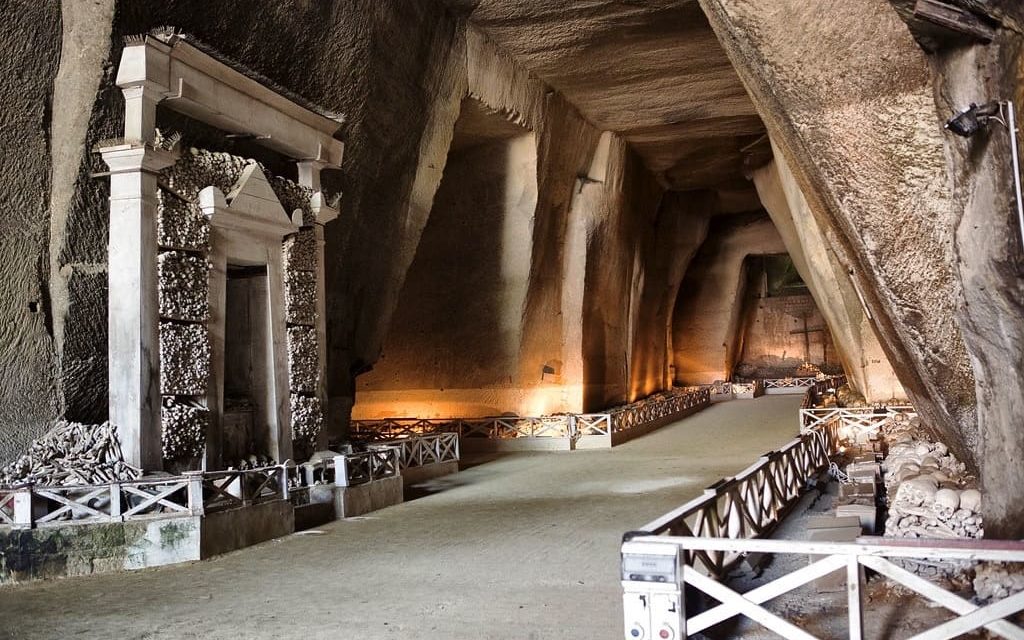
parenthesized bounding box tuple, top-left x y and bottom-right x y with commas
(226, 164, 288, 223)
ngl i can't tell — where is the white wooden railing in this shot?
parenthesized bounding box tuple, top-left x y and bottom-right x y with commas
(0, 465, 292, 528)
(631, 375, 848, 577)
(296, 447, 401, 488)
(763, 376, 819, 391)
(626, 534, 1024, 639)
(334, 447, 400, 487)
(620, 378, 1024, 639)
(800, 405, 917, 436)
(350, 388, 711, 445)
(373, 432, 459, 470)
(639, 412, 842, 577)
(198, 466, 289, 513)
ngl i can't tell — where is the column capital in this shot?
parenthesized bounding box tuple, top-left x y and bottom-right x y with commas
(99, 144, 179, 175)
(310, 191, 340, 225)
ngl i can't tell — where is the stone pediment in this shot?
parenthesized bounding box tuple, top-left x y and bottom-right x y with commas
(199, 164, 301, 238)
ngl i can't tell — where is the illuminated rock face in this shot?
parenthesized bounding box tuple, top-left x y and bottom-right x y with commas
(699, 0, 1024, 533)
(752, 154, 904, 403)
(671, 214, 787, 386)
(1, 0, 1022, 532)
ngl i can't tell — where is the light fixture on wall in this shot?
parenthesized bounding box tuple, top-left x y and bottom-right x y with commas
(945, 100, 1024, 250)
(944, 101, 1003, 137)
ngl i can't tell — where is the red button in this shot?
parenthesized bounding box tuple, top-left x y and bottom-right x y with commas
(659, 630, 671, 639)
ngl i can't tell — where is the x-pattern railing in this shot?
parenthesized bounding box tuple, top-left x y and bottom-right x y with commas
(574, 414, 612, 437)
(200, 465, 288, 513)
(349, 418, 454, 441)
(604, 389, 711, 435)
(0, 466, 295, 528)
(334, 447, 400, 487)
(0, 490, 15, 525)
(2, 476, 198, 526)
(350, 389, 711, 446)
(373, 432, 460, 469)
(764, 377, 819, 389)
(800, 405, 917, 436)
(618, 379, 1023, 640)
(640, 412, 839, 576)
(629, 535, 1024, 640)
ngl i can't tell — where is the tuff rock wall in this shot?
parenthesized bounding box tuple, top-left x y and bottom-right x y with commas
(354, 45, 675, 418)
(752, 152, 905, 402)
(0, 1, 63, 462)
(14, 0, 682, 457)
(11, 0, 468, 461)
(698, 0, 1024, 534)
(672, 213, 787, 386)
(734, 293, 836, 380)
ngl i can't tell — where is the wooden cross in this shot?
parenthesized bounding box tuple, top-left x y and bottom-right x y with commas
(790, 315, 826, 363)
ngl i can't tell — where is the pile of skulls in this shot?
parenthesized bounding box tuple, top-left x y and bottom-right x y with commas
(158, 251, 209, 321)
(269, 174, 315, 225)
(974, 563, 1024, 602)
(162, 147, 253, 202)
(291, 395, 324, 448)
(158, 189, 209, 251)
(885, 481, 983, 540)
(284, 270, 317, 326)
(796, 362, 821, 377)
(0, 421, 141, 486)
(882, 420, 979, 539)
(228, 455, 278, 471)
(161, 401, 208, 461)
(287, 326, 319, 393)
(880, 419, 981, 577)
(283, 230, 317, 272)
(159, 322, 210, 395)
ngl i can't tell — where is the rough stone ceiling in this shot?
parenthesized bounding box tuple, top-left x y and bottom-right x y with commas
(438, 0, 767, 193)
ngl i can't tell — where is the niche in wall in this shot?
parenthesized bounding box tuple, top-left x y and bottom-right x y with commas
(734, 254, 840, 379)
(221, 264, 272, 464)
(353, 98, 539, 419)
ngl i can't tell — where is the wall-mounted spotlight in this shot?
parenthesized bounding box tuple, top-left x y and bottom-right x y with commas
(945, 101, 1003, 137)
(945, 100, 1024, 251)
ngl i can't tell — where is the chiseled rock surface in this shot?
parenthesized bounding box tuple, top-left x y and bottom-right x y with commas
(698, 0, 977, 461)
(753, 153, 904, 402)
(699, 0, 1024, 534)
(672, 213, 787, 385)
(0, 1, 63, 462)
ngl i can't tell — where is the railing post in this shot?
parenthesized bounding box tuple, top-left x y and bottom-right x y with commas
(278, 464, 289, 500)
(184, 471, 205, 516)
(13, 486, 34, 528)
(678, 562, 688, 638)
(847, 555, 863, 640)
(109, 482, 123, 521)
(334, 455, 351, 487)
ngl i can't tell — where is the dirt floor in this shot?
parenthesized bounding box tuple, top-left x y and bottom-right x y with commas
(0, 396, 806, 640)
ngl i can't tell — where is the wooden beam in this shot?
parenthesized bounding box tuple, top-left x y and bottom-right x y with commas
(913, 0, 997, 42)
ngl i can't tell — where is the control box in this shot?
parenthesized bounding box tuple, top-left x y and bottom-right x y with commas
(621, 540, 682, 640)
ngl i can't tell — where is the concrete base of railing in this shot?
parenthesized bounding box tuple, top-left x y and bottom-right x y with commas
(764, 387, 809, 395)
(0, 499, 295, 585)
(317, 475, 403, 518)
(400, 460, 459, 487)
(200, 499, 294, 559)
(459, 436, 574, 453)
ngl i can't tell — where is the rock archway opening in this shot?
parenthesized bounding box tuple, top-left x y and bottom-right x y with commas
(352, 98, 539, 420)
